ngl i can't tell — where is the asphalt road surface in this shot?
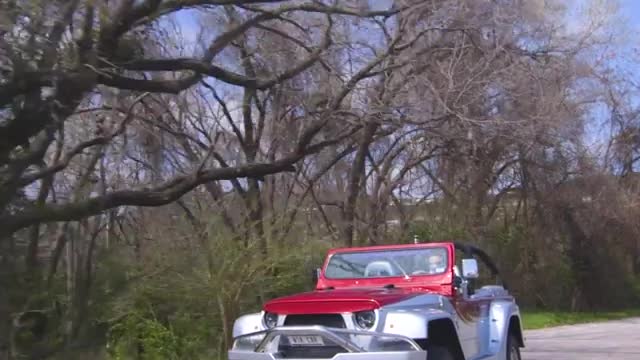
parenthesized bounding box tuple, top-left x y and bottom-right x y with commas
(521, 317, 640, 360)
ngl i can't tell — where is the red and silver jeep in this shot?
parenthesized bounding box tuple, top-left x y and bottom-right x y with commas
(228, 242, 524, 360)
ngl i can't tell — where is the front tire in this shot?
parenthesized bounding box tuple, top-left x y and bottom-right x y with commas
(506, 333, 521, 360)
(427, 345, 454, 360)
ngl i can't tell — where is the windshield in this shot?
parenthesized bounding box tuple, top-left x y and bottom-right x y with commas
(324, 247, 449, 279)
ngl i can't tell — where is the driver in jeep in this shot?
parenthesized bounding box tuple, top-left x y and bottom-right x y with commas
(427, 253, 446, 274)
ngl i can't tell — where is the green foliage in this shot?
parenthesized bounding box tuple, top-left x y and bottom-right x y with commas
(409, 222, 470, 243)
(103, 223, 329, 359)
(12, 204, 638, 359)
(107, 312, 180, 360)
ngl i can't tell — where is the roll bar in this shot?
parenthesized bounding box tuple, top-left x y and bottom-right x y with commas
(453, 242, 508, 290)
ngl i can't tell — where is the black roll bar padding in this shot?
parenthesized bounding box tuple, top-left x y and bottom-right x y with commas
(453, 242, 509, 290)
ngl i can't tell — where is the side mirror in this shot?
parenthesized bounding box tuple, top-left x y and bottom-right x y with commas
(311, 268, 320, 284)
(461, 259, 479, 279)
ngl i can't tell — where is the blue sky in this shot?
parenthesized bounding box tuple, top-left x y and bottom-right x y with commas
(613, 0, 640, 50)
(578, 0, 640, 152)
(621, 0, 640, 26)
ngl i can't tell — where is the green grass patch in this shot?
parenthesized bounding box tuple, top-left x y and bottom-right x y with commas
(521, 310, 640, 330)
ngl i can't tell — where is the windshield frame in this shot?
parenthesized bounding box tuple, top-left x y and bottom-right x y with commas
(323, 246, 450, 280)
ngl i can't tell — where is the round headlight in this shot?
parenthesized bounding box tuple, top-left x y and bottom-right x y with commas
(263, 312, 278, 329)
(354, 310, 376, 329)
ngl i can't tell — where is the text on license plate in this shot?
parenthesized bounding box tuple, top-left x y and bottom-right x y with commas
(287, 335, 325, 346)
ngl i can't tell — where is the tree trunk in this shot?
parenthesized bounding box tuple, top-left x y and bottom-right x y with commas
(0, 239, 12, 360)
(70, 220, 100, 340)
(343, 123, 378, 246)
(247, 179, 266, 254)
(217, 294, 232, 352)
(634, 237, 640, 275)
(561, 206, 597, 310)
(47, 224, 69, 287)
(64, 223, 77, 345)
(25, 173, 55, 279)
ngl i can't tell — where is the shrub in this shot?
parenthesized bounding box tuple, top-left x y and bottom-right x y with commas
(104, 223, 330, 359)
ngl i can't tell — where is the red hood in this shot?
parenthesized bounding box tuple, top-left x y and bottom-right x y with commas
(263, 287, 419, 314)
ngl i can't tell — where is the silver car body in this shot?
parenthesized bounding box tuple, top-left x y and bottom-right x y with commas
(229, 285, 523, 359)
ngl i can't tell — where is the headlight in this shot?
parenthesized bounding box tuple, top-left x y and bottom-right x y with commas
(263, 312, 278, 329)
(354, 310, 376, 329)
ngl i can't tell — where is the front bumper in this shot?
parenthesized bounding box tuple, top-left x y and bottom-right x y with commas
(228, 325, 426, 360)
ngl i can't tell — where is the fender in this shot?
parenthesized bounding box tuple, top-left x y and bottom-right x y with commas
(232, 312, 266, 338)
(379, 308, 454, 339)
(378, 294, 457, 339)
(487, 299, 523, 356)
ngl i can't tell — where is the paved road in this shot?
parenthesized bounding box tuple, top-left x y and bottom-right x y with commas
(521, 317, 640, 360)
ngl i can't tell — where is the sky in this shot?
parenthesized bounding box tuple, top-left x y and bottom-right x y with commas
(621, 0, 640, 26)
(575, 0, 640, 153)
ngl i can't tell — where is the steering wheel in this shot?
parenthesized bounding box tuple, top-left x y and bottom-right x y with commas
(387, 258, 409, 278)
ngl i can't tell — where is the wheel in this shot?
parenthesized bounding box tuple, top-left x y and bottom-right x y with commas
(427, 345, 454, 360)
(506, 333, 521, 360)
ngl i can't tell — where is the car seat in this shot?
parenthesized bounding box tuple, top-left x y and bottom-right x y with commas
(364, 261, 394, 277)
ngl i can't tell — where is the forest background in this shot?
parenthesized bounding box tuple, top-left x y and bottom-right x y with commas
(2, 0, 640, 358)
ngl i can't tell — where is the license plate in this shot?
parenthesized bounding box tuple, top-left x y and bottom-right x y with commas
(287, 335, 325, 346)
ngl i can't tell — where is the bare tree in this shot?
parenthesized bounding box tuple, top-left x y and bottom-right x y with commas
(0, 0, 408, 238)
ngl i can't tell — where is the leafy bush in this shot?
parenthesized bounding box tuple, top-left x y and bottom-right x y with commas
(104, 224, 330, 359)
(107, 312, 180, 360)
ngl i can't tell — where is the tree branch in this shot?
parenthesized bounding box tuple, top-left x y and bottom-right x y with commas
(115, 16, 331, 91)
(96, 72, 200, 94)
(17, 93, 150, 187)
(0, 157, 301, 237)
(201, 81, 248, 152)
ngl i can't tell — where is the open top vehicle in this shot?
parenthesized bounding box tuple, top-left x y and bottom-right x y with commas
(228, 242, 524, 360)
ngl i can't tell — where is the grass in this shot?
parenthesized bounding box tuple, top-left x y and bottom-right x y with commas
(521, 310, 640, 330)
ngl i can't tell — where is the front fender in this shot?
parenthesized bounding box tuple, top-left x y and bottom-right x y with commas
(487, 300, 522, 355)
(233, 312, 266, 338)
(376, 294, 457, 340)
(379, 309, 454, 339)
